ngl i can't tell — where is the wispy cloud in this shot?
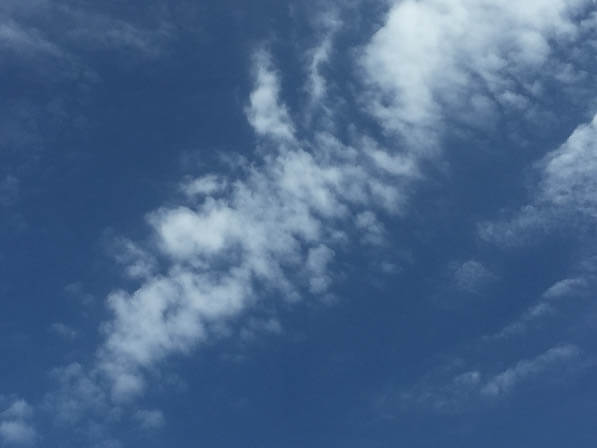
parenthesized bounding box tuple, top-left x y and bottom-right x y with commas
(49, 323, 78, 341)
(397, 344, 584, 414)
(245, 50, 296, 141)
(480, 114, 597, 246)
(480, 344, 582, 397)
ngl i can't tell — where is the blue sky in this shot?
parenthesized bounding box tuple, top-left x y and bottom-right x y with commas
(1, 0, 597, 446)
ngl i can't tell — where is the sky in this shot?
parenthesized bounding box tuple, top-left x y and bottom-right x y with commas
(1, 0, 597, 446)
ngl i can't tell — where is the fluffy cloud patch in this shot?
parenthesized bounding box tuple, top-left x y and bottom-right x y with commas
(78, 48, 420, 405)
(453, 260, 496, 294)
(133, 409, 165, 430)
(361, 0, 594, 148)
(0, 399, 36, 445)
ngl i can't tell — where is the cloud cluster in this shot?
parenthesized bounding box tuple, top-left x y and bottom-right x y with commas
(4, 0, 595, 442)
(97, 48, 418, 402)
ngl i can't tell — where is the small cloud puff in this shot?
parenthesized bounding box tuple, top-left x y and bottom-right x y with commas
(453, 260, 497, 294)
(0, 399, 36, 446)
(134, 409, 165, 430)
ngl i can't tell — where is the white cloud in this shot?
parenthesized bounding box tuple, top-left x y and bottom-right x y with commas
(360, 0, 593, 149)
(245, 50, 296, 141)
(28, 0, 597, 435)
(1, 401, 33, 421)
(0, 421, 36, 446)
(112, 239, 158, 281)
(49, 322, 78, 340)
(542, 277, 589, 300)
(133, 409, 164, 430)
(0, 20, 63, 57)
(453, 260, 496, 294)
(487, 302, 555, 340)
(480, 113, 597, 246)
(305, 11, 341, 103)
(0, 399, 36, 446)
(181, 175, 225, 198)
(306, 245, 335, 294)
(0, 1, 169, 59)
(480, 344, 581, 397)
(539, 114, 597, 219)
(399, 344, 583, 413)
(43, 363, 110, 426)
(73, 43, 432, 407)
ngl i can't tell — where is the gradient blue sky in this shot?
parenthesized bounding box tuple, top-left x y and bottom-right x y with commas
(1, 1, 597, 447)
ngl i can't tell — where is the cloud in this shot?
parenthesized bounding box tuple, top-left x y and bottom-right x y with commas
(542, 277, 589, 300)
(485, 260, 596, 342)
(240, 317, 283, 342)
(304, 10, 341, 103)
(398, 344, 583, 413)
(245, 50, 296, 141)
(487, 302, 555, 340)
(0, 19, 62, 59)
(480, 113, 597, 247)
(23, 1, 597, 441)
(0, 399, 36, 445)
(133, 409, 164, 430)
(360, 0, 594, 149)
(538, 114, 597, 219)
(49, 322, 78, 340)
(453, 260, 497, 294)
(480, 344, 581, 397)
(0, 1, 169, 59)
(29, 46, 418, 414)
(43, 363, 111, 427)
